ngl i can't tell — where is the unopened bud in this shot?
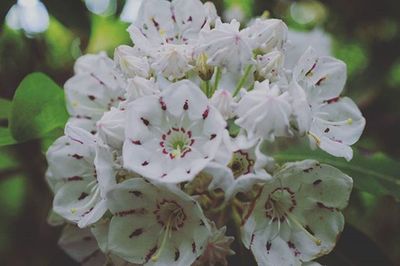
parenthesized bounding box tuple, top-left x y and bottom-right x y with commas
(196, 53, 214, 81)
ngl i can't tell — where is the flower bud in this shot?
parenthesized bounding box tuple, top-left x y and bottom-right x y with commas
(211, 89, 235, 120)
(196, 53, 215, 81)
(97, 107, 125, 149)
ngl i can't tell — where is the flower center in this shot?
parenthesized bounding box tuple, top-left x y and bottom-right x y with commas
(151, 200, 187, 262)
(264, 187, 322, 246)
(265, 188, 296, 222)
(228, 150, 254, 178)
(154, 199, 187, 231)
(161, 128, 195, 159)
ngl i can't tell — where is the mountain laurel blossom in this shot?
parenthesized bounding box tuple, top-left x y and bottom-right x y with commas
(46, 0, 365, 265)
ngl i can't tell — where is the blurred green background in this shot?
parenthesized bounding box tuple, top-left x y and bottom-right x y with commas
(0, 0, 399, 265)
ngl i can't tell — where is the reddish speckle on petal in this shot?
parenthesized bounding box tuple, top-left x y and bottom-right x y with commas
(325, 97, 340, 104)
(141, 117, 150, 126)
(202, 107, 210, 119)
(129, 228, 144, 238)
(131, 139, 142, 145)
(183, 100, 189, 110)
(159, 97, 167, 110)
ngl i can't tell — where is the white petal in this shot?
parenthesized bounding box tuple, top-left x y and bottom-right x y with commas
(310, 97, 366, 160)
(294, 47, 346, 103)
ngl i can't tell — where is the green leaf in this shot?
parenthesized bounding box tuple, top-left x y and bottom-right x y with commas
(0, 128, 16, 147)
(9, 73, 68, 142)
(0, 98, 11, 120)
(0, 175, 27, 218)
(0, 148, 18, 169)
(275, 143, 400, 201)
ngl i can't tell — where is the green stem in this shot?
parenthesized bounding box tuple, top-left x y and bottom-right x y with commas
(205, 80, 211, 98)
(213, 67, 222, 93)
(233, 65, 253, 97)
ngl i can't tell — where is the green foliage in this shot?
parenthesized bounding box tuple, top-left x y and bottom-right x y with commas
(0, 128, 16, 146)
(224, 0, 254, 18)
(0, 148, 18, 169)
(0, 98, 11, 120)
(87, 15, 130, 54)
(9, 73, 68, 142)
(388, 61, 400, 88)
(0, 175, 27, 218)
(275, 143, 400, 201)
(333, 39, 368, 77)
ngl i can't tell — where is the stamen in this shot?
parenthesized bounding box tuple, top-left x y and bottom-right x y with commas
(151, 216, 173, 262)
(308, 132, 321, 146)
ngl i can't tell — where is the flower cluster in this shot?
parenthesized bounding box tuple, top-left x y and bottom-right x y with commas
(46, 0, 365, 265)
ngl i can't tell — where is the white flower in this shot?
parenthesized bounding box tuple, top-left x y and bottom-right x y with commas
(255, 51, 285, 82)
(114, 45, 151, 78)
(65, 52, 126, 133)
(123, 80, 226, 183)
(197, 19, 254, 73)
(127, 0, 208, 80)
(106, 178, 211, 265)
(242, 160, 353, 266)
(243, 18, 288, 53)
(291, 47, 366, 160)
(151, 43, 194, 80)
(210, 89, 236, 120)
(192, 223, 235, 266)
(235, 80, 293, 141)
(46, 125, 108, 228)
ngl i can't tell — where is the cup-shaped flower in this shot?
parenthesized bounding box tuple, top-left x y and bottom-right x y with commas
(291, 47, 366, 160)
(123, 80, 226, 183)
(197, 19, 254, 73)
(46, 125, 108, 228)
(243, 18, 287, 53)
(65, 52, 126, 133)
(235, 80, 292, 141)
(106, 178, 211, 265)
(127, 0, 208, 80)
(242, 160, 353, 266)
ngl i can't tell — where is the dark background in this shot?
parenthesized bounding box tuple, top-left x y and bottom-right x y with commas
(0, 0, 399, 265)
